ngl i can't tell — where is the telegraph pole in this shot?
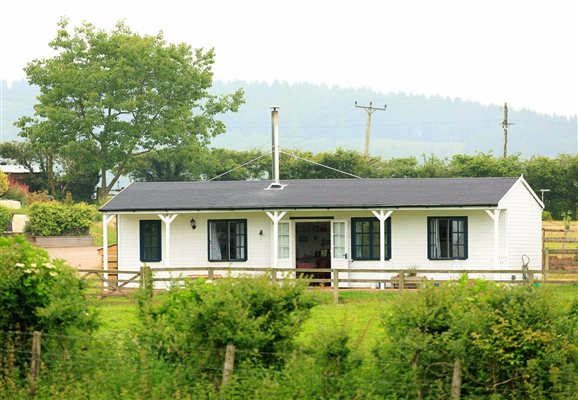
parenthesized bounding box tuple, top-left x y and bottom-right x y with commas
(355, 101, 386, 158)
(502, 102, 514, 158)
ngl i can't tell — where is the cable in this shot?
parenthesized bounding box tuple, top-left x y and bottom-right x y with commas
(279, 150, 363, 179)
(207, 153, 268, 181)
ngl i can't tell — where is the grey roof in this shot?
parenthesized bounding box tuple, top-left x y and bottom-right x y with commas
(100, 177, 520, 212)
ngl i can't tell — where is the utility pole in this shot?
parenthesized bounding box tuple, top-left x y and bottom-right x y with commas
(355, 101, 386, 158)
(502, 102, 514, 158)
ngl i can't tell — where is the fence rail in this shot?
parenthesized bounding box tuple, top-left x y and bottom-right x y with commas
(77, 265, 578, 302)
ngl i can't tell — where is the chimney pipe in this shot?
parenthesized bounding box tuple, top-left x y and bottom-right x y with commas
(271, 106, 280, 185)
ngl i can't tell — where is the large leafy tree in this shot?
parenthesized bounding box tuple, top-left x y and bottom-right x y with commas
(17, 18, 243, 200)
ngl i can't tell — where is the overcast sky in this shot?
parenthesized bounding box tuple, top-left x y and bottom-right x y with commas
(1, 0, 576, 117)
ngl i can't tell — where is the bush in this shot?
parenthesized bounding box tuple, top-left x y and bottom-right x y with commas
(0, 236, 98, 380)
(0, 170, 8, 196)
(541, 210, 553, 221)
(1, 178, 29, 205)
(0, 235, 97, 333)
(0, 206, 12, 232)
(28, 202, 97, 236)
(373, 278, 578, 399)
(138, 275, 316, 383)
(26, 190, 52, 205)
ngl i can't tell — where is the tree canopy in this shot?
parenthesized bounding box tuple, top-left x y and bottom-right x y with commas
(17, 18, 244, 200)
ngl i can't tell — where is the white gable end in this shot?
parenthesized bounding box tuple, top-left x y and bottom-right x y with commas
(498, 176, 543, 270)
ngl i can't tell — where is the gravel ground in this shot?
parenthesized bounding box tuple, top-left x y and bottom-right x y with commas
(45, 246, 101, 269)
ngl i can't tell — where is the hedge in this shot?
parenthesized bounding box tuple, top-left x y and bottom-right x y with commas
(28, 202, 97, 236)
(0, 206, 12, 232)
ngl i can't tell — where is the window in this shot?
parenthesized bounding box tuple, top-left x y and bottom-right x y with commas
(278, 222, 290, 259)
(428, 217, 467, 260)
(208, 219, 247, 261)
(351, 218, 391, 260)
(140, 220, 162, 262)
(332, 221, 346, 258)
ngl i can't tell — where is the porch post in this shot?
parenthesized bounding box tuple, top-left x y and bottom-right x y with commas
(266, 211, 287, 269)
(102, 214, 113, 289)
(158, 214, 177, 267)
(371, 210, 393, 269)
(485, 209, 501, 269)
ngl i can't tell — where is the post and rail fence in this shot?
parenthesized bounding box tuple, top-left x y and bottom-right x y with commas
(77, 264, 577, 303)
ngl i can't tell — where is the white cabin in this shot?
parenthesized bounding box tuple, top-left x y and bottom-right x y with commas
(100, 176, 543, 287)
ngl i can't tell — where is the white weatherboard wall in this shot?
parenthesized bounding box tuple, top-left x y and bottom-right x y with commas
(115, 206, 524, 287)
(117, 212, 275, 287)
(499, 179, 543, 273)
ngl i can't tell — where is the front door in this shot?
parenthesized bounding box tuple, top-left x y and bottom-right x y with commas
(331, 220, 349, 288)
(295, 221, 331, 285)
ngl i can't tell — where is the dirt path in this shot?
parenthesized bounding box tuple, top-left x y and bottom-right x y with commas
(45, 246, 101, 269)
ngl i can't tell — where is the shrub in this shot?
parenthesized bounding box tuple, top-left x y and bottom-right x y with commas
(0, 206, 12, 232)
(373, 278, 578, 399)
(28, 202, 97, 236)
(0, 170, 8, 196)
(1, 178, 29, 205)
(0, 236, 98, 379)
(138, 275, 316, 383)
(0, 235, 97, 333)
(26, 190, 52, 205)
(541, 210, 553, 221)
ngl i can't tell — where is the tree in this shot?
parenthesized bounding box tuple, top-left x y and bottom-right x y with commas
(17, 18, 244, 201)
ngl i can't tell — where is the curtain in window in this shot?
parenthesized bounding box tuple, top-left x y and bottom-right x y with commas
(209, 223, 222, 260)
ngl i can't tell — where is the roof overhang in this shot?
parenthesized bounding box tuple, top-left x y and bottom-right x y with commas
(102, 205, 501, 215)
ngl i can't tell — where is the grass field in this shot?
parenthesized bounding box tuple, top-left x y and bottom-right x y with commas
(543, 220, 578, 250)
(94, 285, 578, 353)
(90, 220, 117, 247)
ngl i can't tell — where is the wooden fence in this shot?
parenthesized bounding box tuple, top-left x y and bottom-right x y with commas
(77, 265, 576, 303)
(542, 227, 578, 281)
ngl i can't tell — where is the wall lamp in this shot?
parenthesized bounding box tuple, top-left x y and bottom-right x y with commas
(190, 218, 196, 230)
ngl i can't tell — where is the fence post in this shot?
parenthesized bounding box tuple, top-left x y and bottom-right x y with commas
(333, 270, 339, 304)
(29, 331, 42, 397)
(222, 344, 236, 387)
(271, 268, 277, 284)
(543, 248, 549, 283)
(527, 271, 534, 286)
(140, 265, 153, 299)
(450, 358, 462, 400)
(208, 266, 214, 281)
(399, 270, 405, 292)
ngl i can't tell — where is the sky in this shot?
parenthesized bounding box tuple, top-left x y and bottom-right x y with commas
(1, 0, 576, 117)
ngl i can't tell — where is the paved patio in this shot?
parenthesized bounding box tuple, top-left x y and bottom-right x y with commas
(45, 246, 101, 269)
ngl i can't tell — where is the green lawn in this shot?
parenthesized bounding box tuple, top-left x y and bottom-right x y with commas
(90, 220, 117, 247)
(95, 296, 140, 332)
(297, 291, 398, 354)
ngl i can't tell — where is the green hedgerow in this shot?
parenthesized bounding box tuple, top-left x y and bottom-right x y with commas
(28, 202, 97, 236)
(138, 275, 316, 385)
(373, 277, 578, 399)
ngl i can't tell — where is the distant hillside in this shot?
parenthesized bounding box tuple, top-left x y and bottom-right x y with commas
(2, 79, 576, 157)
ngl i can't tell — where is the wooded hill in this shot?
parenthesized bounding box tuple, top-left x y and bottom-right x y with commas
(2, 79, 576, 157)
